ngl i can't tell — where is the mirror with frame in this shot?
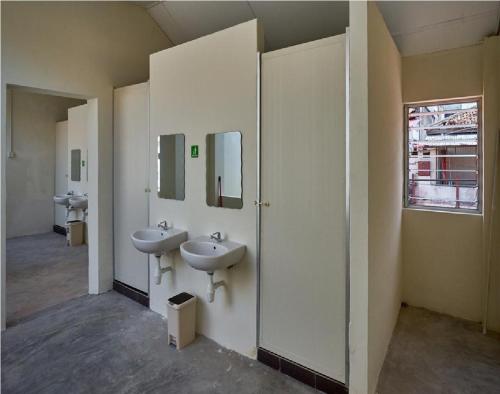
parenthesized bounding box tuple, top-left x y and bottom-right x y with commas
(71, 149, 81, 182)
(157, 134, 185, 200)
(206, 131, 242, 209)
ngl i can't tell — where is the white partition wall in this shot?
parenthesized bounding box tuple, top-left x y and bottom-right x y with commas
(67, 104, 88, 196)
(113, 82, 149, 293)
(55, 120, 68, 227)
(260, 35, 347, 382)
(149, 20, 261, 356)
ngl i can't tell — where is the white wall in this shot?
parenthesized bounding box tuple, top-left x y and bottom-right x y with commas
(1, 2, 5, 329)
(349, 9, 500, 391)
(401, 42, 498, 325)
(0, 1, 171, 326)
(484, 36, 500, 333)
(6, 89, 83, 238)
(402, 44, 483, 103)
(348, 2, 369, 393)
(149, 20, 261, 356)
(367, 3, 403, 393)
(403, 209, 483, 321)
(348, 3, 405, 392)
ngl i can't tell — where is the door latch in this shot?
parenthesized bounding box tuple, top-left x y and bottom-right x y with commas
(254, 200, 270, 207)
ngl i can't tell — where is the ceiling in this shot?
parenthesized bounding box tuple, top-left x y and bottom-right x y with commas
(138, 1, 500, 56)
(141, 1, 349, 51)
(377, 1, 500, 56)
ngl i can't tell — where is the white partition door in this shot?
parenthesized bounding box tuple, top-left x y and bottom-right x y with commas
(260, 35, 347, 382)
(113, 83, 149, 293)
(55, 121, 69, 227)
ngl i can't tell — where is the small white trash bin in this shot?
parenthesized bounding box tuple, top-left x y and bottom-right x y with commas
(66, 220, 84, 246)
(167, 292, 196, 349)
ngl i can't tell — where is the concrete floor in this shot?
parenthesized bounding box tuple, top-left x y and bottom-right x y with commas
(1, 291, 315, 394)
(6, 232, 88, 326)
(11, 233, 498, 393)
(377, 305, 500, 394)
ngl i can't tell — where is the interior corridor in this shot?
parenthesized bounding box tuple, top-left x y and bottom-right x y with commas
(6, 232, 88, 326)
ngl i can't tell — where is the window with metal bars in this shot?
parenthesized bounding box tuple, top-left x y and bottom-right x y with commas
(404, 98, 481, 212)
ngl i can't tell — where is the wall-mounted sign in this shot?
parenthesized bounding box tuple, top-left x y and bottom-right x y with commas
(191, 145, 199, 158)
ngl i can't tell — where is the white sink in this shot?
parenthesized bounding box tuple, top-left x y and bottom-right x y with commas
(131, 228, 187, 256)
(53, 194, 72, 207)
(180, 236, 246, 272)
(69, 196, 88, 210)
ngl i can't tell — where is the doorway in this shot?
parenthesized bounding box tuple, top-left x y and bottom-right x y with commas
(5, 86, 91, 326)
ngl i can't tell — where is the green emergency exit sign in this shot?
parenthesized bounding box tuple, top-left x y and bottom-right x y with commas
(191, 145, 199, 158)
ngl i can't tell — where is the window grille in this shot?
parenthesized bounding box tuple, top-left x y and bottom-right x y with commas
(405, 98, 481, 212)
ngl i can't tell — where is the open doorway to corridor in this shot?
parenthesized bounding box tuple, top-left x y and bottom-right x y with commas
(5, 86, 92, 327)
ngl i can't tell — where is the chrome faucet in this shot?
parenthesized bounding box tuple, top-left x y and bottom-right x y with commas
(210, 232, 223, 242)
(158, 220, 169, 230)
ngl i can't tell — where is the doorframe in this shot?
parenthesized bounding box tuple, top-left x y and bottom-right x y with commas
(0, 83, 109, 330)
(344, 27, 351, 386)
(255, 51, 262, 349)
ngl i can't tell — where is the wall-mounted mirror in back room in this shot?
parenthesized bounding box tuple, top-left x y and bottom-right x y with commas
(206, 131, 242, 209)
(158, 134, 185, 200)
(71, 149, 81, 182)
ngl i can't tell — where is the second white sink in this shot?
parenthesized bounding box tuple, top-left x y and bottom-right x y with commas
(180, 236, 246, 272)
(69, 196, 88, 210)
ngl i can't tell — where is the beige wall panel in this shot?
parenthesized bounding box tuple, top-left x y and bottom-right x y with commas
(402, 44, 483, 103)
(403, 209, 483, 320)
(483, 37, 500, 332)
(367, 3, 403, 393)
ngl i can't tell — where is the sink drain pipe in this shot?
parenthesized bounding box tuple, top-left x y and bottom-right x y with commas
(154, 253, 173, 285)
(207, 272, 225, 303)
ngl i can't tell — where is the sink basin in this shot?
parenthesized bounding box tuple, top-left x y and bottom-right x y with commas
(131, 228, 187, 255)
(69, 196, 88, 210)
(180, 236, 246, 272)
(53, 194, 72, 207)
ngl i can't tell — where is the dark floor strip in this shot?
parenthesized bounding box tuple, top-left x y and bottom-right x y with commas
(113, 280, 149, 307)
(257, 348, 348, 394)
(53, 225, 67, 235)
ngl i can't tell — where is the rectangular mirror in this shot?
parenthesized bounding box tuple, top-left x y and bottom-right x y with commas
(206, 131, 242, 209)
(71, 149, 81, 182)
(158, 134, 185, 200)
